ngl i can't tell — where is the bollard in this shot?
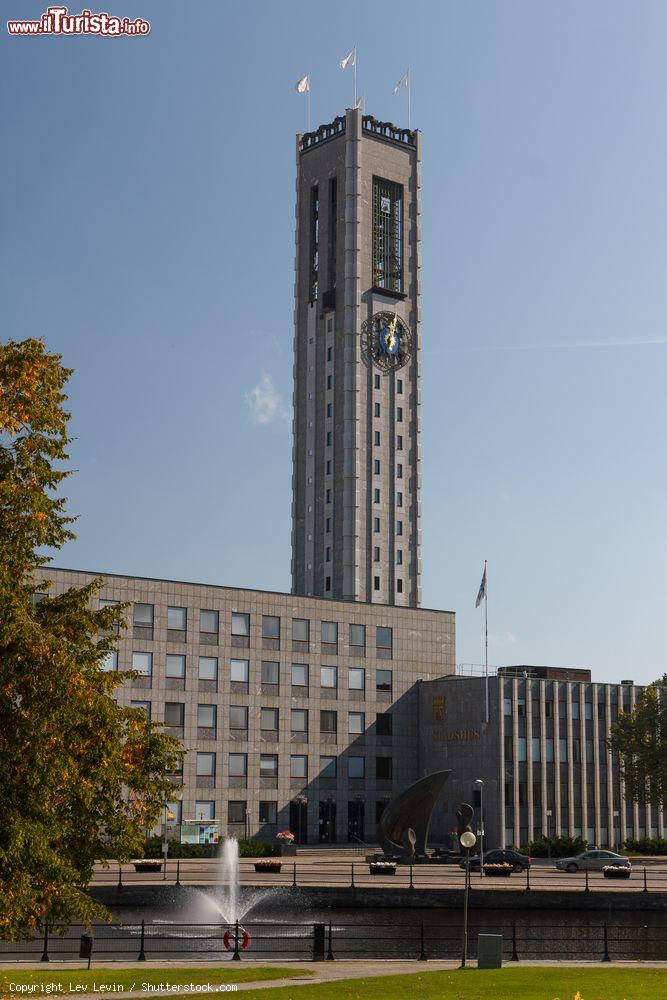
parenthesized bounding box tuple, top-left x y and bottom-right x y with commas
(510, 922, 519, 962)
(232, 920, 241, 961)
(602, 921, 611, 962)
(79, 933, 94, 971)
(409, 863, 414, 889)
(312, 923, 325, 961)
(137, 919, 146, 962)
(326, 920, 334, 961)
(176, 859, 181, 888)
(418, 921, 427, 961)
(40, 920, 50, 963)
(643, 866, 648, 893)
(292, 862, 297, 888)
(525, 865, 530, 892)
(117, 864, 123, 893)
(350, 863, 355, 888)
(584, 869, 590, 894)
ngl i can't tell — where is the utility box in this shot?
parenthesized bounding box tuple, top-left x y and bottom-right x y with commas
(79, 933, 94, 961)
(477, 933, 502, 969)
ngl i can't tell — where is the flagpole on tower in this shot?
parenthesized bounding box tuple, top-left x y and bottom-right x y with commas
(354, 49, 357, 104)
(484, 560, 489, 725)
(407, 68, 411, 129)
(307, 80, 311, 133)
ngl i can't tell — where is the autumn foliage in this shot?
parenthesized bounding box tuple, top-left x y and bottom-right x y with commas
(0, 339, 183, 938)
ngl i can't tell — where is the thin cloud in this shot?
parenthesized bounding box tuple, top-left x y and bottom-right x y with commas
(488, 630, 518, 648)
(427, 336, 667, 355)
(245, 374, 290, 427)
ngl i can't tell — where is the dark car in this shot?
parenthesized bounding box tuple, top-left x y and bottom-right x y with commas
(459, 849, 531, 872)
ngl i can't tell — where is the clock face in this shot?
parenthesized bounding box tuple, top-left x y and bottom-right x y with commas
(361, 311, 412, 373)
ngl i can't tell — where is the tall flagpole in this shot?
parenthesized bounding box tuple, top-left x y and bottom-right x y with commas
(307, 79, 311, 133)
(407, 68, 411, 129)
(484, 560, 489, 725)
(353, 46, 357, 104)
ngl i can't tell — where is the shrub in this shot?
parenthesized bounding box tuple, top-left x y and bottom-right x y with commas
(521, 835, 588, 858)
(622, 836, 667, 855)
(142, 836, 278, 859)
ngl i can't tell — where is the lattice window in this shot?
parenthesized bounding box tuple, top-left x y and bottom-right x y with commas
(372, 177, 403, 292)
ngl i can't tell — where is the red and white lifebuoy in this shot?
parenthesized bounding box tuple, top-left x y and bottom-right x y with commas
(223, 928, 251, 951)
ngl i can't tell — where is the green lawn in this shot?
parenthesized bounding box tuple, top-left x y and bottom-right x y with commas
(231, 967, 667, 1000)
(0, 966, 312, 994)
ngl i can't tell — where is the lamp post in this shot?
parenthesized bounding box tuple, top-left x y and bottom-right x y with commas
(293, 794, 307, 845)
(475, 779, 484, 877)
(546, 809, 553, 858)
(162, 806, 175, 880)
(460, 830, 477, 968)
(245, 808, 251, 842)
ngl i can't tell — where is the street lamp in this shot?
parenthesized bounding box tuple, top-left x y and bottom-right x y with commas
(475, 779, 484, 877)
(460, 830, 477, 968)
(245, 808, 251, 842)
(293, 794, 307, 845)
(162, 806, 175, 880)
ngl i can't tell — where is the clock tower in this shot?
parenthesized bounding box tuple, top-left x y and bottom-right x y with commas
(291, 106, 422, 607)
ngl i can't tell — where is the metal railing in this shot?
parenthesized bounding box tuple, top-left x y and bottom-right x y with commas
(1, 918, 664, 963)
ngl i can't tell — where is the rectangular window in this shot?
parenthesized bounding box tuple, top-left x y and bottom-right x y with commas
(195, 800, 215, 821)
(321, 621, 338, 644)
(397, 378, 403, 394)
(396, 550, 403, 565)
(373, 517, 380, 532)
(572, 701, 580, 720)
(396, 492, 403, 507)
(166, 654, 185, 679)
(325, 547, 331, 562)
(196, 752, 216, 777)
(229, 706, 248, 730)
(260, 754, 278, 777)
(293, 618, 309, 642)
(374, 459, 381, 475)
(397, 407, 403, 422)
(397, 435, 403, 450)
(372, 176, 403, 292)
(545, 738, 554, 762)
(229, 753, 247, 776)
(349, 624, 365, 647)
(326, 431, 333, 446)
(374, 575, 380, 591)
(559, 739, 567, 763)
(320, 709, 337, 733)
(374, 402, 381, 417)
(348, 756, 365, 779)
(326, 402, 333, 417)
(228, 801, 246, 823)
(327, 175, 337, 291)
(349, 667, 365, 691)
(397, 463, 403, 478)
(532, 738, 541, 762)
(517, 738, 527, 762)
(585, 702, 593, 720)
(292, 663, 309, 687)
(396, 520, 403, 536)
(261, 660, 279, 684)
(291, 708, 308, 733)
(133, 603, 153, 626)
(131, 700, 151, 716)
(327, 375, 333, 391)
(396, 579, 403, 593)
(503, 698, 512, 715)
(377, 669, 392, 693)
(262, 615, 280, 639)
(320, 755, 337, 779)
(374, 488, 380, 503)
(373, 546, 380, 562)
(291, 754, 308, 779)
(376, 756, 392, 780)
(374, 373, 380, 389)
(374, 431, 381, 446)
(200, 609, 218, 634)
(231, 612, 250, 636)
(261, 707, 279, 731)
(167, 606, 187, 631)
(197, 704, 216, 729)
(101, 651, 118, 672)
(348, 711, 365, 735)
(586, 740, 594, 763)
(230, 659, 249, 683)
(376, 712, 392, 736)
(321, 665, 337, 689)
(376, 626, 393, 649)
(325, 517, 331, 532)
(517, 699, 526, 717)
(325, 488, 332, 502)
(164, 702, 185, 726)
(259, 800, 277, 824)
(309, 184, 319, 302)
(199, 656, 218, 681)
(132, 651, 152, 677)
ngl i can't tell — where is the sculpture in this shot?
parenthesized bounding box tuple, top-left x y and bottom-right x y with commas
(376, 770, 451, 860)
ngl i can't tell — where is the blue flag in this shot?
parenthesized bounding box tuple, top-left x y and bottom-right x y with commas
(475, 564, 487, 608)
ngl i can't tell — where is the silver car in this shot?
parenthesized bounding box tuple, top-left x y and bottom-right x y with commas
(555, 850, 631, 873)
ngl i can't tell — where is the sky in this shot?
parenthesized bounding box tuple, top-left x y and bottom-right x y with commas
(2, 0, 666, 686)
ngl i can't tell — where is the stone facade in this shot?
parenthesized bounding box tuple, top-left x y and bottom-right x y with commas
(38, 567, 454, 844)
(291, 109, 422, 607)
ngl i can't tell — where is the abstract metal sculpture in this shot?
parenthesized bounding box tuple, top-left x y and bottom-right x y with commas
(377, 770, 451, 860)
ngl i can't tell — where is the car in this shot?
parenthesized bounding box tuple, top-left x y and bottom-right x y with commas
(459, 849, 531, 872)
(555, 850, 631, 873)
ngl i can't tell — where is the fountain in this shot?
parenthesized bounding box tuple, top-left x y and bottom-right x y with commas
(218, 836, 241, 923)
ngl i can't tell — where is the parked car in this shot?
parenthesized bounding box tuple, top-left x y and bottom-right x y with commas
(459, 849, 531, 872)
(555, 850, 631, 873)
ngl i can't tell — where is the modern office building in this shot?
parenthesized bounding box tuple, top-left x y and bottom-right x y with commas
(420, 668, 665, 850)
(291, 109, 422, 607)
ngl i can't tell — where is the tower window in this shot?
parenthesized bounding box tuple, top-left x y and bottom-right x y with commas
(373, 517, 380, 532)
(309, 185, 319, 303)
(372, 177, 403, 293)
(326, 431, 332, 446)
(374, 459, 380, 475)
(397, 407, 403, 422)
(325, 547, 331, 562)
(374, 489, 380, 503)
(374, 431, 380, 446)
(327, 176, 337, 293)
(397, 463, 403, 478)
(396, 521, 403, 536)
(326, 461, 332, 475)
(397, 379, 403, 394)
(327, 403, 332, 417)
(327, 346, 333, 361)
(374, 402, 381, 417)
(374, 547, 380, 562)
(397, 492, 403, 507)
(325, 517, 331, 532)
(325, 576, 331, 592)
(396, 579, 403, 593)
(374, 576, 380, 591)
(327, 375, 333, 389)
(374, 374, 380, 389)
(397, 435, 403, 450)
(396, 550, 403, 565)
(326, 488, 332, 502)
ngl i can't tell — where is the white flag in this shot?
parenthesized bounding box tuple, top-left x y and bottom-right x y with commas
(352, 95, 364, 110)
(339, 48, 356, 70)
(295, 75, 310, 94)
(475, 564, 487, 608)
(392, 69, 409, 95)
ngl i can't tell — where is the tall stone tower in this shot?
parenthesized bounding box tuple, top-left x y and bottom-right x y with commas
(291, 107, 422, 607)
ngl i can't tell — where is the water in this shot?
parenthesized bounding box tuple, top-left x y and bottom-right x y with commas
(195, 837, 275, 925)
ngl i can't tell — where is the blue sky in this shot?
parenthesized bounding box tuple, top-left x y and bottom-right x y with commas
(2, 1, 666, 685)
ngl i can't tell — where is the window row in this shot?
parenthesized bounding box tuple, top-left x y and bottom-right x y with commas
(175, 752, 393, 780)
(140, 702, 392, 737)
(505, 736, 614, 764)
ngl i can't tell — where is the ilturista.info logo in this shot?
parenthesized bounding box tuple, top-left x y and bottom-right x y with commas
(7, 6, 150, 35)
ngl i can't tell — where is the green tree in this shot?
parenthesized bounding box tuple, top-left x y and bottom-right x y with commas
(0, 338, 183, 939)
(608, 676, 666, 811)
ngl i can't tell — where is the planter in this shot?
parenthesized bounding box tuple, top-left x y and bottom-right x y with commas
(603, 865, 631, 879)
(369, 864, 397, 876)
(132, 860, 163, 873)
(279, 844, 297, 857)
(254, 862, 282, 874)
(483, 863, 512, 877)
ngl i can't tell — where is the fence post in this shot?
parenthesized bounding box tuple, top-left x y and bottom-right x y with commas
(326, 919, 334, 961)
(584, 869, 590, 894)
(176, 859, 181, 888)
(643, 866, 648, 893)
(292, 862, 297, 888)
(510, 922, 518, 962)
(312, 923, 325, 961)
(137, 919, 146, 962)
(232, 920, 241, 961)
(117, 863, 123, 893)
(409, 863, 414, 889)
(602, 921, 611, 962)
(350, 863, 355, 888)
(40, 920, 49, 963)
(418, 921, 427, 961)
(525, 864, 530, 891)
